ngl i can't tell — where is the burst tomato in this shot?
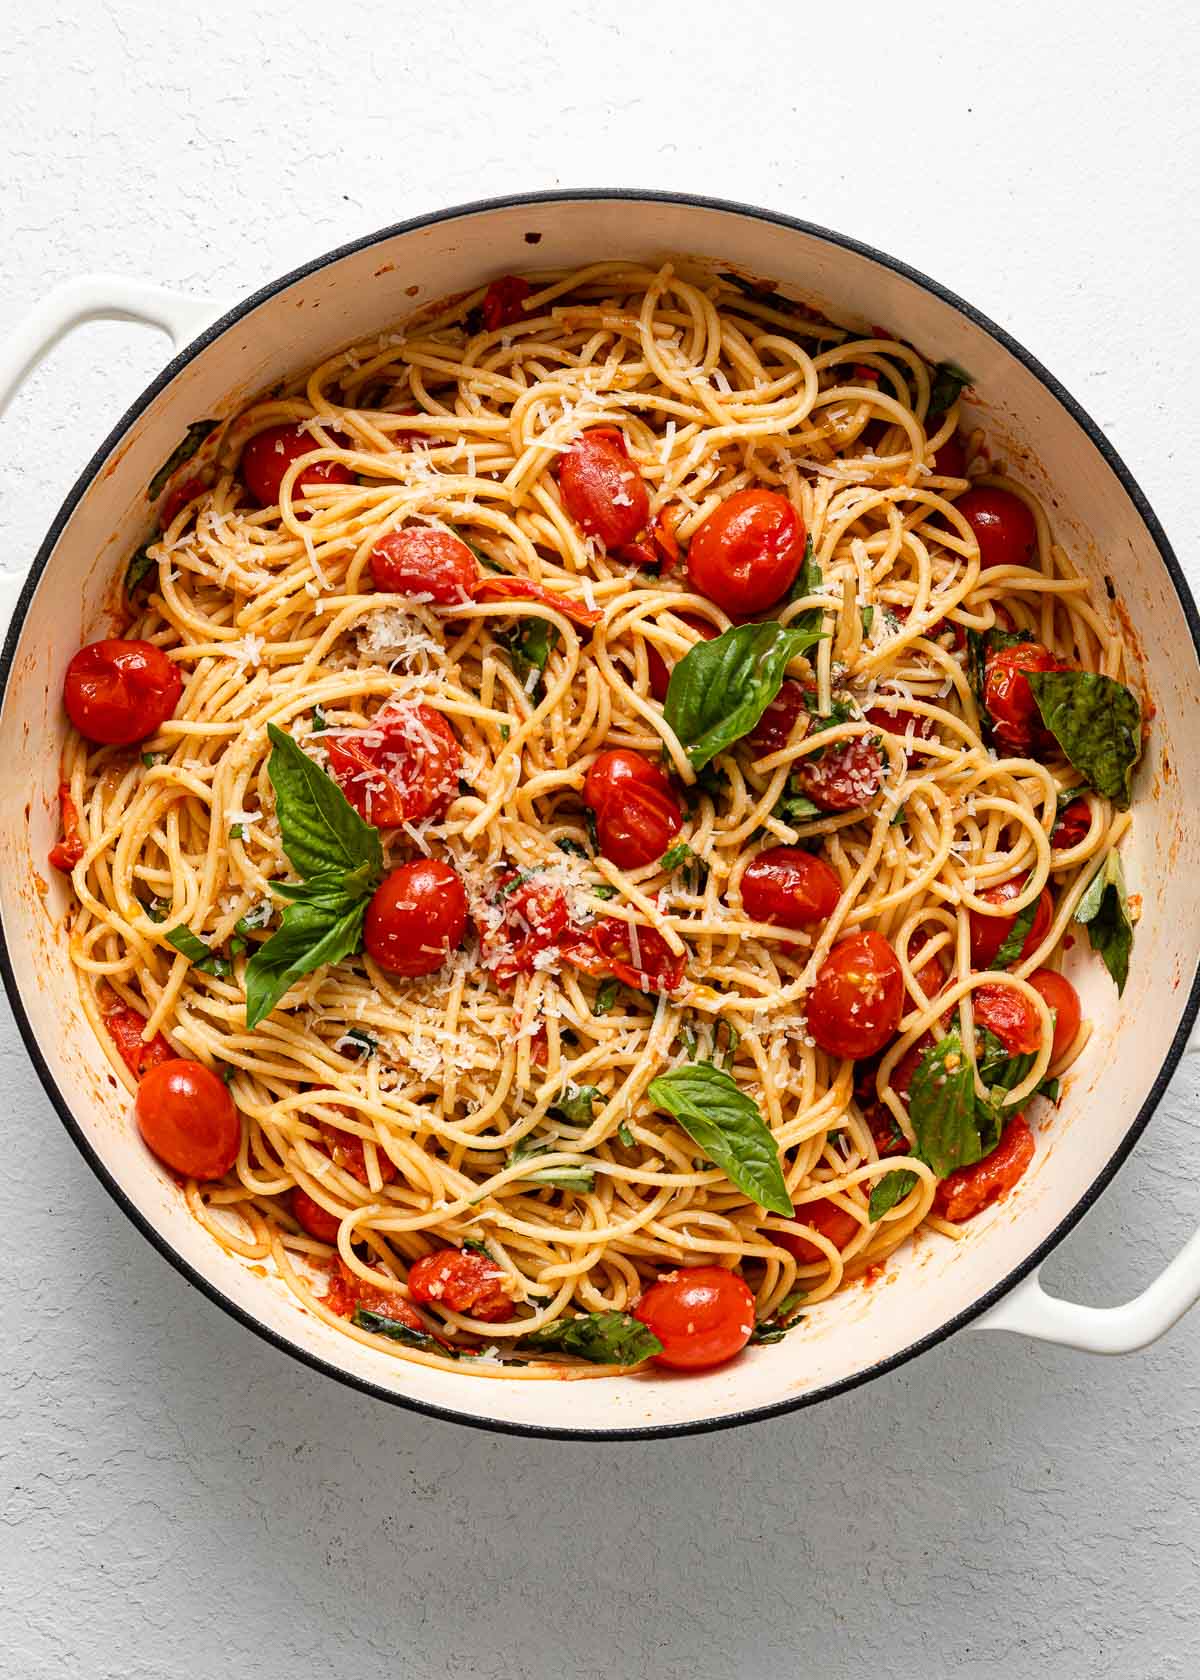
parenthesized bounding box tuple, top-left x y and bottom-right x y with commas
(686, 488, 806, 617)
(369, 527, 478, 603)
(104, 1005, 176, 1080)
(135, 1058, 240, 1179)
(646, 613, 718, 702)
(972, 983, 1042, 1056)
(983, 640, 1069, 757)
(1051, 797, 1091, 850)
(48, 781, 85, 873)
(472, 574, 602, 628)
(795, 732, 884, 812)
(323, 1257, 426, 1326)
(364, 859, 468, 977)
(969, 879, 1053, 969)
(408, 1248, 515, 1322)
(583, 749, 682, 869)
(955, 487, 1037, 569)
(327, 703, 461, 827)
(159, 473, 208, 529)
(806, 931, 905, 1060)
(931, 433, 967, 477)
(291, 1187, 342, 1244)
(933, 1114, 1034, 1221)
(748, 679, 806, 755)
(559, 429, 649, 550)
(864, 701, 933, 754)
(633, 1266, 756, 1370)
(240, 422, 355, 506)
(740, 847, 842, 928)
(63, 639, 182, 746)
(774, 1197, 861, 1264)
(481, 275, 531, 330)
(483, 876, 571, 986)
(562, 914, 687, 994)
(1027, 968, 1082, 1063)
(317, 1114, 398, 1186)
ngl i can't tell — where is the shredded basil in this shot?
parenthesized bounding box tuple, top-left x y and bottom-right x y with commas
(1074, 848, 1133, 994)
(518, 1310, 662, 1365)
(146, 419, 219, 502)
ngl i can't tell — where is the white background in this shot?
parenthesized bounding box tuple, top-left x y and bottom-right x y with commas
(2, 3, 1198, 1676)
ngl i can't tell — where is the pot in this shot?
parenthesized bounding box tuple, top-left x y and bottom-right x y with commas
(2, 191, 1199, 1439)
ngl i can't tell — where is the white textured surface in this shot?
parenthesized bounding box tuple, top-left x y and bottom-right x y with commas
(1, 2, 1198, 1675)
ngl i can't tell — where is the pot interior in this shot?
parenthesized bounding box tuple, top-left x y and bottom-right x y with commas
(3, 195, 1197, 1434)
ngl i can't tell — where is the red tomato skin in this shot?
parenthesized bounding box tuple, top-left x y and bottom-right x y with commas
(1052, 797, 1091, 850)
(240, 423, 355, 506)
(317, 1115, 398, 1186)
(774, 1198, 861, 1263)
(969, 880, 1053, 969)
(483, 876, 570, 986)
(364, 859, 468, 977)
(481, 275, 531, 331)
(740, 847, 842, 928)
(686, 489, 806, 617)
(562, 914, 687, 994)
(408, 1249, 515, 1322)
(48, 781, 85, 873)
(806, 931, 905, 1060)
(369, 528, 478, 604)
(956, 487, 1037, 569)
(323, 1258, 426, 1325)
(633, 1266, 756, 1370)
(472, 574, 602, 629)
(647, 613, 718, 702)
(135, 1059, 240, 1179)
(291, 1187, 342, 1244)
(159, 474, 208, 529)
(972, 983, 1042, 1056)
(104, 1005, 176, 1080)
(559, 429, 650, 550)
(749, 679, 807, 755)
(1027, 968, 1082, 1062)
(63, 639, 183, 746)
(864, 702, 933, 753)
(934, 1114, 1034, 1221)
(795, 733, 884, 813)
(983, 641, 1069, 757)
(932, 434, 967, 478)
(327, 703, 461, 827)
(583, 749, 682, 869)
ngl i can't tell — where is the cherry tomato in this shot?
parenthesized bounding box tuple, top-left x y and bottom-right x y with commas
(328, 703, 461, 827)
(749, 679, 806, 755)
(559, 429, 650, 551)
(972, 983, 1042, 1056)
(583, 749, 682, 870)
(646, 613, 718, 702)
(795, 732, 884, 813)
(159, 473, 208, 529)
(633, 1266, 756, 1370)
(806, 931, 905, 1060)
(481, 275, 531, 331)
(364, 859, 468, 977)
(854, 1033, 930, 1154)
(933, 1114, 1034, 1221)
(317, 1114, 398, 1186)
(135, 1058, 240, 1179)
(483, 875, 571, 986)
(291, 1187, 342, 1244)
(864, 701, 933, 754)
(969, 879, 1053, 969)
(240, 422, 355, 507)
(369, 527, 478, 604)
(408, 1248, 515, 1322)
(983, 640, 1069, 757)
(323, 1257, 426, 1325)
(104, 1005, 176, 1080)
(1027, 968, 1082, 1063)
(931, 433, 967, 478)
(472, 574, 602, 628)
(740, 846, 842, 928)
(955, 487, 1037, 569)
(1052, 797, 1091, 851)
(686, 488, 806, 617)
(773, 1197, 861, 1264)
(48, 781, 84, 873)
(563, 913, 687, 994)
(63, 639, 182, 746)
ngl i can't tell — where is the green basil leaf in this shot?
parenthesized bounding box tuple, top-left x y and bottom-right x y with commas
(235, 900, 274, 935)
(509, 1135, 596, 1191)
(518, 1310, 662, 1365)
(860, 605, 875, 635)
(142, 750, 164, 768)
(648, 1061, 793, 1216)
(786, 540, 826, 634)
(591, 883, 616, 901)
(165, 924, 229, 977)
(1027, 671, 1142, 810)
(907, 1026, 984, 1178)
(351, 1307, 464, 1358)
(771, 776, 822, 825)
(616, 1120, 635, 1148)
(265, 721, 384, 883)
(990, 884, 1039, 969)
(146, 419, 219, 502)
(868, 1169, 918, 1222)
(499, 619, 559, 698)
(556, 837, 589, 858)
(244, 888, 369, 1028)
(1074, 848, 1133, 994)
(889, 803, 907, 828)
(549, 1082, 600, 1125)
(339, 1026, 377, 1059)
(660, 840, 694, 872)
(143, 897, 169, 924)
(311, 703, 330, 733)
(228, 823, 246, 841)
(461, 1239, 494, 1259)
(749, 1289, 806, 1343)
(125, 543, 156, 598)
(219, 1063, 237, 1086)
(927, 361, 973, 418)
(592, 978, 620, 1017)
(665, 621, 825, 771)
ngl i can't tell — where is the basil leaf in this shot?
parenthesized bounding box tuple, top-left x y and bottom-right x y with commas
(125, 543, 156, 598)
(351, 1307, 464, 1359)
(787, 540, 825, 634)
(1074, 848, 1133, 994)
(229, 823, 246, 841)
(556, 837, 589, 858)
(311, 703, 330, 733)
(165, 925, 229, 978)
(973, 1026, 1057, 1134)
(499, 619, 559, 698)
(966, 625, 1035, 728)
(143, 897, 169, 924)
(771, 776, 822, 825)
(860, 605, 875, 635)
(927, 361, 973, 418)
(990, 884, 1039, 969)
(617, 1120, 635, 1148)
(509, 1135, 596, 1191)
(519, 1310, 662, 1365)
(147, 419, 219, 502)
(660, 840, 694, 872)
(549, 1082, 600, 1125)
(1027, 671, 1142, 810)
(265, 722, 384, 883)
(665, 621, 825, 770)
(235, 900, 274, 935)
(592, 979, 620, 1017)
(339, 1026, 377, 1059)
(591, 884, 616, 900)
(868, 1169, 918, 1222)
(244, 888, 370, 1028)
(907, 1027, 984, 1178)
(749, 1292, 806, 1343)
(648, 1061, 794, 1216)
(461, 1239, 494, 1259)
(889, 803, 907, 828)
(142, 751, 163, 768)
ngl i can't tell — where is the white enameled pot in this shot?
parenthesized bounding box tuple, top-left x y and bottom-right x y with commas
(2, 192, 1199, 1439)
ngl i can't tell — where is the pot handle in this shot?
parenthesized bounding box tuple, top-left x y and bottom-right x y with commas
(0, 274, 222, 420)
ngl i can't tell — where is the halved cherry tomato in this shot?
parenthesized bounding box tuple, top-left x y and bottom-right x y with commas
(969, 879, 1053, 969)
(328, 703, 461, 827)
(483, 875, 571, 986)
(686, 488, 806, 617)
(1027, 968, 1082, 1063)
(408, 1248, 515, 1322)
(973, 983, 1042, 1056)
(562, 914, 687, 994)
(773, 1197, 861, 1264)
(583, 749, 682, 869)
(559, 429, 650, 551)
(369, 527, 478, 604)
(806, 930, 904, 1060)
(291, 1187, 342, 1244)
(931, 433, 967, 478)
(159, 473, 208, 529)
(955, 487, 1037, 569)
(795, 732, 884, 813)
(63, 639, 182, 746)
(240, 423, 355, 506)
(864, 701, 933, 754)
(983, 640, 1070, 757)
(633, 1266, 755, 1370)
(472, 574, 602, 628)
(104, 1005, 176, 1080)
(135, 1058, 240, 1179)
(481, 275, 531, 331)
(317, 1114, 398, 1186)
(933, 1114, 1034, 1221)
(48, 781, 85, 873)
(748, 679, 806, 755)
(646, 613, 718, 702)
(364, 859, 468, 977)
(1052, 797, 1091, 850)
(740, 846, 842, 928)
(323, 1257, 426, 1325)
